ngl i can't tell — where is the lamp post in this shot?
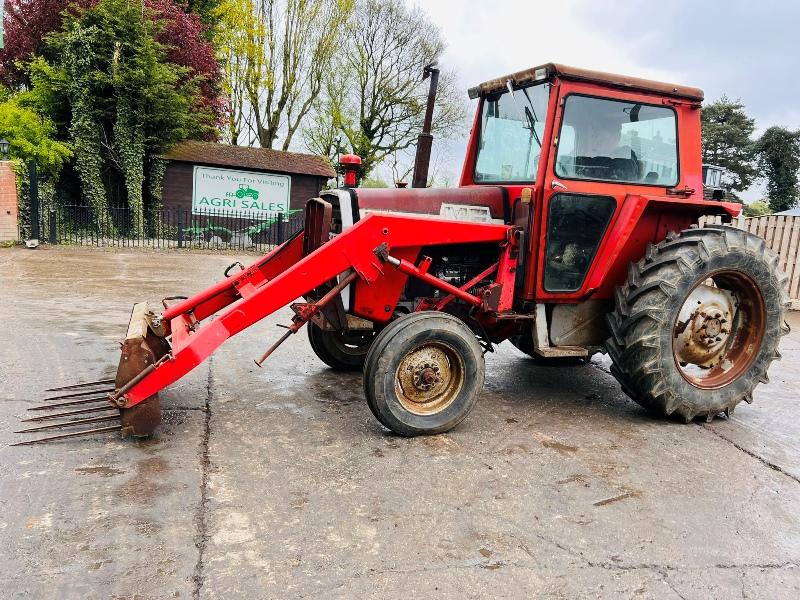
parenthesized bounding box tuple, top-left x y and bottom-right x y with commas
(0, 138, 9, 160)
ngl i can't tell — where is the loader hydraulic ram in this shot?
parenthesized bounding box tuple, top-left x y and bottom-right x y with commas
(17, 62, 789, 444)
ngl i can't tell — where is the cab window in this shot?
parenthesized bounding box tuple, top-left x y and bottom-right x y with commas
(474, 83, 550, 183)
(555, 95, 679, 186)
(544, 193, 616, 292)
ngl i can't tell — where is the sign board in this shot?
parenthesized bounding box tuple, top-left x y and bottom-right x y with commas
(192, 166, 291, 217)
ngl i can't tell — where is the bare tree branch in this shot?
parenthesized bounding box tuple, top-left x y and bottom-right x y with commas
(304, 0, 468, 176)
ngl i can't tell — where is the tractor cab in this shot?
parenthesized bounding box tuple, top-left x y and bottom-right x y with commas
(457, 63, 719, 302)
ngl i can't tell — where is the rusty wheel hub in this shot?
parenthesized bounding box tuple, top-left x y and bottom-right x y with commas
(673, 272, 766, 389)
(674, 283, 735, 368)
(395, 343, 464, 415)
(413, 363, 442, 391)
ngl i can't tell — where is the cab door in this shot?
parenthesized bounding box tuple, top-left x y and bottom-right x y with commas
(533, 84, 682, 301)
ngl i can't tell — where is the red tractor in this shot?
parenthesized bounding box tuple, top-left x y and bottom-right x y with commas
(19, 63, 789, 444)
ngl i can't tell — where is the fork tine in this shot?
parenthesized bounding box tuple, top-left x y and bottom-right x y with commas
(45, 378, 116, 392)
(11, 425, 123, 446)
(14, 415, 121, 434)
(22, 406, 118, 422)
(41, 388, 116, 402)
(28, 396, 112, 411)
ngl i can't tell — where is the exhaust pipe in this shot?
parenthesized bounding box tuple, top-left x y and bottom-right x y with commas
(412, 63, 440, 189)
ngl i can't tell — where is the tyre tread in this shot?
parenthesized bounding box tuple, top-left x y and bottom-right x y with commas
(605, 225, 788, 422)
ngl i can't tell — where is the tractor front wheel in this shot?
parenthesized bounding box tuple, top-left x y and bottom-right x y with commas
(308, 322, 374, 371)
(363, 312, 485, 436)
(606, 226, 789, 422)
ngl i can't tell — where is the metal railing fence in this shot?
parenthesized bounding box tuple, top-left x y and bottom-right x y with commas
(39, 205, 304, 253)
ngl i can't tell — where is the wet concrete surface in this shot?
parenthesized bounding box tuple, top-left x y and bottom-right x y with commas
(1, 246, 799, 599)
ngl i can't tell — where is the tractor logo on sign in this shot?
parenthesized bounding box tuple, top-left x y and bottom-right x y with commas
(235, 184, 260, 200)
(192, 166, 290, 216)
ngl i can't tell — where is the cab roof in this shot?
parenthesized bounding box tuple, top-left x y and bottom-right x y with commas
(468, 62, 704, 103)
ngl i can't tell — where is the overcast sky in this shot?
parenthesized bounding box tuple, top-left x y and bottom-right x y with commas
(410, 0, 798, 199)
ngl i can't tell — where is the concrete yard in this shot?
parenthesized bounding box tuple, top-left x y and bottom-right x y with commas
(1, 246, 799, 599)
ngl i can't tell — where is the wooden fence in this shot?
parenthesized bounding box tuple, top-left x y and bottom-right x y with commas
(700, 214, 800, 309)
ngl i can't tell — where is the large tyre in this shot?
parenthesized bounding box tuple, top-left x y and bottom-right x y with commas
(606, 226, 790, 422)
(363, 312, 485, 436)
(307, 323, 374, 371)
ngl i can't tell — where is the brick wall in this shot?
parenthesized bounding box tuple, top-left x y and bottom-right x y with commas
(0, 161, 19, 243)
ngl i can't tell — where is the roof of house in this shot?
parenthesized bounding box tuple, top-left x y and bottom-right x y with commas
(160, 141, 335, 178)
(775, 206, 800, 216)
(470, 62, 704, 102)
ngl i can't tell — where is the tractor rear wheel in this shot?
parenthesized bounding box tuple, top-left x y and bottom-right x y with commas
(363, 312, 485, 436)
(606, 226, 789, 422)
(308, 322, 374, 371)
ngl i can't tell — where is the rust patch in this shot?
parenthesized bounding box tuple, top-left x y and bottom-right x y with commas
(593, 490, 641, 507)
(75, 466, 125, 477)
(137, 457, 169, 474)
(542, 439, 578, 454)
(556, 474, 586, 485)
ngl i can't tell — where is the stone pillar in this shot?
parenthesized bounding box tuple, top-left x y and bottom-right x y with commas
(0, 161, 19, 243)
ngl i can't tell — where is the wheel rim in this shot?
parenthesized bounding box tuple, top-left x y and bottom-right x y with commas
(394, 341, 465, 415)
(672, 270, 766, 389)
(327, 330, 373, 357)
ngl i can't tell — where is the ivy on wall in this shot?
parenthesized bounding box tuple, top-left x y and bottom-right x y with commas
(13, 160, 57, 240)
(115, 98, 146, 236)
(61, 26, 108, 221)
(147, 157, 168, 236)
(26, 0, 214, 231)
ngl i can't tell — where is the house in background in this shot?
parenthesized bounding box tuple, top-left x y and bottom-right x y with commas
(159, 142, 335, 215)
(775, 206, 800, 217)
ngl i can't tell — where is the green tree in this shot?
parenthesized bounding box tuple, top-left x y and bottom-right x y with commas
(755, 126, 800, 213)
(360, 176, 389, 188)
(701, 97, 757, 192)
(217, 0, 353, 149)
(0, 95, 71, 176)
(304, 0, 467, 177)
(187, 0, 223, 39)
(742, 199, 771, 217)
(29, 0, 213, 232)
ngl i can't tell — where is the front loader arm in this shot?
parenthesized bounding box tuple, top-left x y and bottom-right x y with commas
(161, 229, 307, 325)
(118, 212, 511, 408)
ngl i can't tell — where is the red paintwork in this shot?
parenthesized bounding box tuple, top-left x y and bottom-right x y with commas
(459, 75, 740, 301)
(339, 154, 362, 187)
(118, 66, 742, 410)
(121, 214, 511, 407)
(354, 186, 507, 221)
